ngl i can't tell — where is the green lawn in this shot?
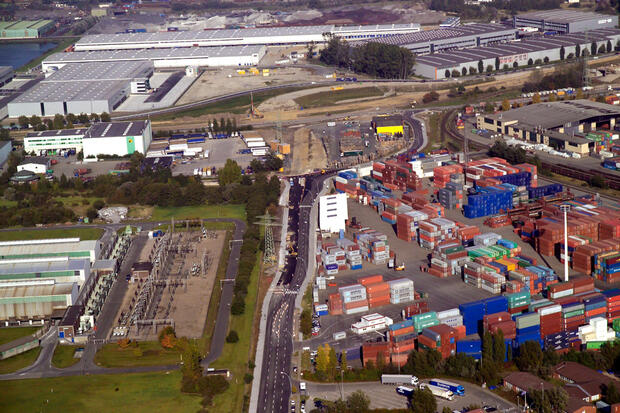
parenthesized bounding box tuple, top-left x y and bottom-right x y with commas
(151, 204, 246, 221)
(0, 198, 18, 208)
(0, 227, 104, 241)
(0, 327, 40, 346)
(152, 86, 317, 121)
(210, 252, 261, 412)
(94, 341, 183, 368)
(0, 371, 201, 413)
(0, 347, 41, 374)
(51, 345, 80, 369)
(294, 86, 384, 109)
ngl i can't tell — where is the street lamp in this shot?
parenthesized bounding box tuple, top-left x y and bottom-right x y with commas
(280, 371, 293, 393)
(560, 204, 571, 282)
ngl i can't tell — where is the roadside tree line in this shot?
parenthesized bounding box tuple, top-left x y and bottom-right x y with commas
(16, 113, 111, 131)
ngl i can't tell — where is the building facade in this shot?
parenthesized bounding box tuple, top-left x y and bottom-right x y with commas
(319, 193, 348, 233)
(514, 10, 618, 34)
(82, 120, 152, 158)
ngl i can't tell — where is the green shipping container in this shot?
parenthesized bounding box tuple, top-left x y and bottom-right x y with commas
(585, 341, 606, 350)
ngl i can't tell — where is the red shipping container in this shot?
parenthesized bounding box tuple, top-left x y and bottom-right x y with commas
(359, 275, 383, 286)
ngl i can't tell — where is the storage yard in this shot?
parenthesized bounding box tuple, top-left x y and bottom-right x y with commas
(304, 141, 620, 373)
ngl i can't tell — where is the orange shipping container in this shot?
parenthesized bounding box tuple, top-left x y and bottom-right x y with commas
(359, 274, 383, 286)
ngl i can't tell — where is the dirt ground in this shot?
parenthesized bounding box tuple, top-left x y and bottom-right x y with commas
(290, 127, 328, 174)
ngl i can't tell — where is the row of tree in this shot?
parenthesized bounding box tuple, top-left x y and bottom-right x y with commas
(17, 112, 111, 131)
(319, 36, 415, 79)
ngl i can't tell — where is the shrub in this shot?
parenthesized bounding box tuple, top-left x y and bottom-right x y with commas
(226, 330, 239, 343)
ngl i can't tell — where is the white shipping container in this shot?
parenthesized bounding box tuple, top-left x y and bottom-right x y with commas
(247, 141, 266, 148)
(344, 305, 369, 315)
(244, 137, 265, 143)
(169, 143, 189, 151)
(539, 304, 562, 316)
(252, 150, 267, 157)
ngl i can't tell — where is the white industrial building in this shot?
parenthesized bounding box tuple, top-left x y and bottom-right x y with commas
(8, 61, 153, 118)
(0, 238, 100, 263)
(17, 156, 49, 174)
(83, 120, 152, 159)
(351, 313, 394, 335)
(0, 258, 91, 286)
(42, 45, 267, 70)
(24, 128, 88, 154)
(0, 281, 78, 321)
(73, 24, 421, 51)
(319, 193, 348, 233)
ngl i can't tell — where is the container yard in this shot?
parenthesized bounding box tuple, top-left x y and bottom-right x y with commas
(305, 148, 620, 370)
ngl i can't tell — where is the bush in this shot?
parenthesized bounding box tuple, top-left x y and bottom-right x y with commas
(231, 296, 245, 315)
(244, 373, 253, 384)
(226, 330, 239, 343)
(93, 199, 105, 210)
(422, 91, 439, 104)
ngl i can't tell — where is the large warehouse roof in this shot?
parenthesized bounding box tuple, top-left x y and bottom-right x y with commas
(43, 45, 265, 65)
(0, 258, 89, 278)
(485, 100, 620, 129)
(76, 23, 421, 48)
(0, 282, 75, 301)
(26, 128, 88, 138)
(86, 121, 149, 138)
(351, 23, 514, 47)
(516, 9, 616, 24)
(13, 80, 127, 104)
(44, 61, 152, 82)
(415, 28, 620, 69)
(0, 239, 98, 259)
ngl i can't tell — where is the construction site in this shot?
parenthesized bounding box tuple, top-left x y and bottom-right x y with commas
(112, 224, 225, 340)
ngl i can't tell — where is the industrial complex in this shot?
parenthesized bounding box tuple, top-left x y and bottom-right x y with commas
(414, 28, 620, 79)
(513, 9, 618, 34)
(476, 100, 620, 155)
(0, 20, 54, 39)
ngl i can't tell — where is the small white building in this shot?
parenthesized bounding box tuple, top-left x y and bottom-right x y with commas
(24, 128, 87, 154)
(82, 120, 152, 159)
(319, 193, 348, 233)
(17, 156, 50, 174)
(351, 313, 393, 335)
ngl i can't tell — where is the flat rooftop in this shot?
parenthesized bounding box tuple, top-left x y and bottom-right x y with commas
(0, 258, 89, 278)
(12, 80, 127, 104)
(19, 156, 48, 166)
(45, 61, 152, 82)
(0, 240, 97, 259)
(0, 282, 74, 301)
(485, 100, 620, 129)
(76, 23, 421, 46)
(85, 121, 149, 138)
(26, 128, 88, 138)
(0, 66, 12, 77)
(44, 45, 265, 65)
(416, 28, 620, 68)
(0, 20, 53, 31)
(515, 9, 617, 24)
(351, 23, 515, 47)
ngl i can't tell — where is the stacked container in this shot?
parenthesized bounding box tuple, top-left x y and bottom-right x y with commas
(355, 230, 390, 265)
(362, 341, 390, 367)
(389, 278, 415, 304)
(437, 308, 463, 328)
(433, 165, 463, 188)
(430, 241, 468, 278)
(438, 182, 464, 210)
(402, 301, 430, 319)
(528, 183, 563, 199)
(390, 331, 417, 365)
(506, 291, 531, 314)
(418, 324, 457, 359)
(548, 282, 574, 300)
(603, 289, 620, 322)
(366, 282, 391, 309)
(418, 218, 457, 250)
(396, 210, 428, 242)
(463, 186, 513, 219)
(410, 311, 439, 333)
(562, 302, 585, 332)
(328, 292, 343, 315)
(544, 330, 580, 351)
(537, 304, 562, 338)
(459, 301, 485, 335)
(339, 284, 369, 315)
(474, 233, 502, 246)
(456, 339, 482, 360)
(583, 294, 607, 322)
(337, 238, 363, 270)
(514, 313, 541, 345)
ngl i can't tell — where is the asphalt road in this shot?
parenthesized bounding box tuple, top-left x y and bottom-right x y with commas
(0, 218, 246, 381)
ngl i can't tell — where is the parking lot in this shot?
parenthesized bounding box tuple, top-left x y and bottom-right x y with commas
(166, 137, 255, 175)
(306, 380, 516, 411)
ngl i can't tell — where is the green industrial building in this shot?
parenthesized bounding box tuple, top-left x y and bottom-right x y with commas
(0, 20, 54, 39)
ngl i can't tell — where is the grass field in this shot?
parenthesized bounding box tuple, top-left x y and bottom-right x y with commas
(54, 196, 103, 216)
(51, 345, 80, 369)
(0, 327, 40, 346)
(151, 204, 245, 221)
(0, 227, 104, 241)
(152, 86, 315, 121)
(0, 371, 201, 413)
(0, 347, 41, 374)
(210, 252, 261, 412)
(94, 341, 183, 368)
(294, 86, 384, 109)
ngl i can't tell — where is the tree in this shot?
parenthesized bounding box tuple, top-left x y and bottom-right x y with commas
(590, 174, 608, 188)
(226, 330, 239, 343)
(513, 61, 519, 68)
(599, 44, 607, 54)
(443, 407, 452, 413)
(218, 159, 242, 186)
(100, 112, 111, 122)
(482, 331, 494, 362)
(606, 382, 620, 404)
(591, 41, 597, 55)
(607, 40, 613, 53)
(575, 44, 581, 58)
(560, 45, 565, 60)
(90, 113, 100, 123)
(347, 390, 370, 412)
(92, 199, 105, 210)
(462, 67, 467, 76)
(315, 344, 330, 378)
(503, 64, 509, 70)
(328, 344, 338, 378)
(445, 69, 450, 78)
(528, 58, 533, 66)
(516, 340, 543, 373)
(528, 387, 568, 413)
(451, 69, 460, 78)
(486, 65, 493, 73)
(18, 115, 29, 129)
(469, 67, 476, 75)
(576, 88, 584, 99)
(340, 350, 348, 372)
(52, 114, 65, 130)
(484, 102, 495, 113)
(158, 326, 177, 349)
(532, 93, 541, 103)
(542, 56, 548, 63)
(422, 91, 439, 104)
(78, 113, 90, 124)
(410, 387, 437, 413)
(180, 344, 203, 393)
(306, 41, 316, 59)
(493, 330, 506, 364)
(86, 207, 98, 222)
(300, 308, 312, 336)
(478, 59, 484, 74)
(29, 115, 42, 129)
(549, 93, 557, 102)
(495, 56, 500, 71)
(501, 99, 511, 111)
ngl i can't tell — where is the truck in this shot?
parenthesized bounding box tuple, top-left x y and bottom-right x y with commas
(333, 331, 346, 341)
(419, 383, 454, 401)
(396, 386, 415, 397)
(381, 374, 419, 386)
(428, 379, 465, 396)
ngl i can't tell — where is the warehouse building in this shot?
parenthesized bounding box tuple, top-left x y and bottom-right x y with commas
(352, 23, 517, 54)
(0, 258, 90, 286)
(476, 100, 620, 155)
(83, 120, 152, 158)
(0, 66, 13, 87)
(319, 193, 348, 233)
(0, 281, 78, 321)
(414, 28, 620, 80)
(24, 128, 88, 154)
(8, 61, 153, 118)
(514, 10, 618, 34)
(41, 45, 267, 70)
(74, 23, 421, 51)
(372, 114, 404, 136)
(0, 238, 100, 263)
(17, 156, 49, 174)
(0, 20, 54, 39)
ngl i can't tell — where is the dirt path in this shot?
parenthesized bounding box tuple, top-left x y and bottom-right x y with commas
(290, 127, 327, 174)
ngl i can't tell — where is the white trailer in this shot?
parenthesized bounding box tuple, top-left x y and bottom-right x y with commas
(244, 137, 265, 143)
(247, 141, 266, 148)
(419, 383, 454, 401)
(381, 374, 419, 386)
